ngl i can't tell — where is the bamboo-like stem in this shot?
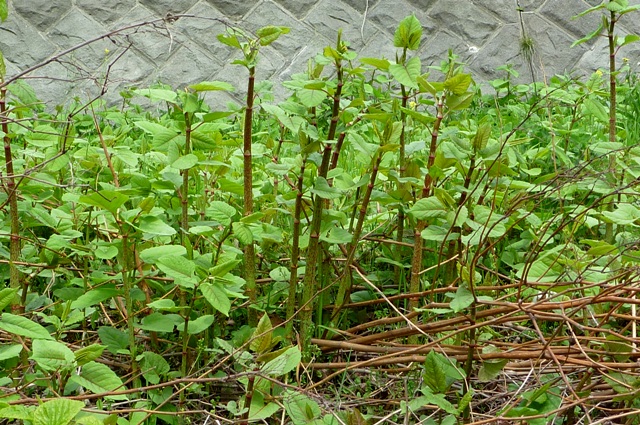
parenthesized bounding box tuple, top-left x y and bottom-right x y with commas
(243, 65, 258, 328)
(407, 95, 444, 345)
(285, 160, 306, 339)
(0, 87, 22, 311)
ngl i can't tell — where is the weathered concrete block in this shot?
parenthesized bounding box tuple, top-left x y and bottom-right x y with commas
(428, 1, 502, 47)
(204, 0, 258, 20)
(273, 0, 322, 18)
(541, 0, 602, 39)
(305, 0, 377, 51)
(368, 0, 437, 38)
(156, 42, 219, 88)
(76, 0, 136, 25)
(0, 14, 56, 67)
(139, 0, 199, 16)
(14, 0, 72, 31)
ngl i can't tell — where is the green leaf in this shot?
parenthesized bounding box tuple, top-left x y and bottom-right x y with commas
(320, 226, 353, 244)
(257, 25, 290, 46)
(571, 20, 604, 46)
(74, 344, 105, 366)
(33, 399, 84, 425)
(0, 0, 7, 22)
(311, 177, 343, 200)
(584, 97, 608, 122)
(473, 123, 492, 152)
(478, 358, 508, 382)
(409, 197, 447, 220)
(0, 344, 22, 361)
(424, 350, 448, 393)
(389, 56, 421, 89)
(71, 286, 119, 310)
(217, 33, 241, 49)
(620, 34, 640, 47)
(284, 390, 322, 425)
(0, 313, 53, 340)
(78, 191, 129, 216)
(251, 314, 273, 354)
(133, 88, 177, 103)
(188, 81, 235, 92)
(0, 288, 18, 312)
(140, 351, 170, 385)
(444, 73, 472, 95)
(359, 57, 390, 70)
(71, 361, 128, 400)
(208, 201, 237, 226)
(185, 315, 215, 334)
(200, 282, 231, 316)
(171, 154, 198, 170)
(297, 88, 327, 108)
(232, 222, 254, 245)
(0, 51, 5, 80)
(0, 404, 33, 421)
(394, 15, 422, 50)
(139, 312, 182, 333)
(31, 339, 75, 372)
(210, 259, 241, 277)
(419, 388, 458, 415)
(98, 326, 129, 354)
(261, 346, 301, 376)
(156, 255, 197, 288)
(449, 285, 474, 313)
(139, 245, 187, 264)
(136, 215, 177, 237)
(602, 203, 640, 225)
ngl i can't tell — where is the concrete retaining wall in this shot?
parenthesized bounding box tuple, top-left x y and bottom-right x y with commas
(2, 0, 639, 105)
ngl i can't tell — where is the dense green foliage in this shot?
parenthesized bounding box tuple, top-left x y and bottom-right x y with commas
(3, 2, 640, 424)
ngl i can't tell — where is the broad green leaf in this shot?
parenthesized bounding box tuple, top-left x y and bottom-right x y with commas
(284, 390, 322, 425)
(478, 355, 508, 382)
(0, 344, 22, 361)
(0, 313, 52, 340)
(217, 33, 241, 49)
(71, 361, 128, 400)
(424, 350, 448, 393)
(171, 154, 198, 170)
(389, 56, 421, 89)
(269, 266, 291, 282)
(359, 57, 390, 71)
(446, 92, 475, 110)
(71, 286, 119, 310)
(156, 255, 197, 288)
(139, 313, 182, 333)
(620, 34, 640, 47)
(232, 222, 253, 245)
(74, 344, 105, 366)
(136, 215, 177, 237)
(449, 285, 474, 313)
(0, 288, 18, 312)
(31, 339, 75, 372)
(419, 388, 458, 415)
(602, 203, 640, 225)
(409, 197, 447, 220)
(393, 15, 422, 50)
(200, 282, 231, 316)
(210, 259, 241, 277)
(139, 245, 187, 264)
(140, 351, 170, 385)
(0, 0, 7, 22)
(444, 73, 472, 95)
(98, 326, 129, 354)
(311, 177, 343, 199)
(0, 404, 32, 421)
(473, 124, 492, 152)
(257, 25, 290, 46)
(297, 88, 327, 108)
(251, 314, 273, 354)
(189, 81, 234, 92)
(78, 191, 129, 216)
(584, 97, 608, 122)
(185, 315, 215, 334)
(261, 346, 301, 376)
(33, 399, 84, 425)
(133, 88, 177, 102)
(25, 125, 58, 148)
(147, 299, 179, 311)
(249, 393, 280, 420)
(320, 226, 353, 244)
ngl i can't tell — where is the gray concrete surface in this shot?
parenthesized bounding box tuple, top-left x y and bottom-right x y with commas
(1, 0, 639, 106)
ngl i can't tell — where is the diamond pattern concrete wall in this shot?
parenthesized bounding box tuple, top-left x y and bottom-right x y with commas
(2, 0, 640, 105)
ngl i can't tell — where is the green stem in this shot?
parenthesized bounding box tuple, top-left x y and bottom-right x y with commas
(285, 160, 306, 339)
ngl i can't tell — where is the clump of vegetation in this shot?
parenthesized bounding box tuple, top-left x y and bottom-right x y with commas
(2, 1, 640, 424)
